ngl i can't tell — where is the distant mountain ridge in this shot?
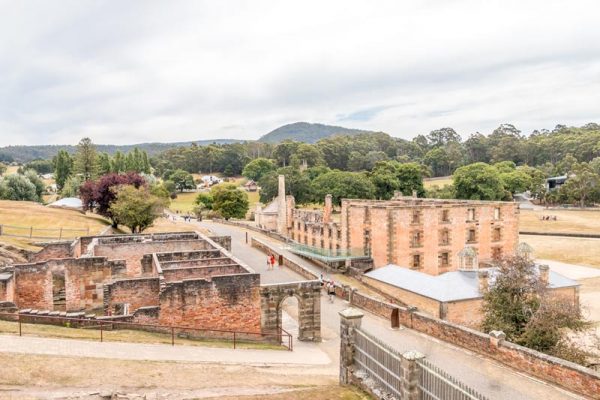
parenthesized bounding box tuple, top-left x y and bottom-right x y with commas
(258, 122, 374, 143)
(0, 139, 243, 163)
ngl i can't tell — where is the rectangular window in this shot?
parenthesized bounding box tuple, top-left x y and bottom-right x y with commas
(441, 209, 450, 222)
(493, 227, 501, 242)
(494, 207, 501, 220)
(411, 231, 423, 248)
(467, 208, 475, 221)
(411, 210, 421, 224)
(439, 252, 449, 268)
(492, 247, 502, 259)
(467, 228, 477, 243)
(439, 229, 450, 246)
(412, 254, 421, 269)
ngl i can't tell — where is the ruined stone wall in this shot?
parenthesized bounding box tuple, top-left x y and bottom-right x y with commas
(162, 265, 247, 282)
(155, 249, 222, 262)
(12, 257, 127, 311)
(104, 277, 160, 314)
(160, 257, 235, 269)
(340, 199, 519, 273)
(93, 240, 212, 276)
(158, 273, 261, 331)
(13, 263, 53, 310)
(29, 241, 75, 263)
(209, 236, 231, 251)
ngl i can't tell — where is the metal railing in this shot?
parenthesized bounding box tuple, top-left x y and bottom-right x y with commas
(417, 358, 488, 400)
(354, 328, 404, 398)
(0, 224, 90, 240)
(287, 243, 368, 260)
(0, 312, 292, 351)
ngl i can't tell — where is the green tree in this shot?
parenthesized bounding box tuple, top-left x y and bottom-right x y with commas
(111, 151, 126, 173)
(53, 150, 73, 191)
(170, 169, 195, 192)
(559, 163, 600, 207)
(0, 163, 6, 176)
(426, 127, 461, 147)
(242, 158, 275, 181)
(453, 162, 506, 200)
(311, 171, 376, 205)
(273, 140, 300, 167)
(290, 143, 326, 168)
(482, 256, 589, 364)
(258, 167, 312, 204)
(370, 161, 400, 199)
(74, 137, 98, 181)
(195, 192, 214, 210)
(60, 176, 82, 198)
(110, 185, 166, 233)
(24, 169, 45, 200)
(499, 170, 532, 195)
(98, 152, 112, 175)
(0, 174, 38, 201)
(210, 184, 249, 220)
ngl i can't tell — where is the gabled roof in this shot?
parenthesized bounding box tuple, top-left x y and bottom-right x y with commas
(365, 264, 578, 302)
(261, 199, 279, 213)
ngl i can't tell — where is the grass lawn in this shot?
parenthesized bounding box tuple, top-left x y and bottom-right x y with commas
(424, 176, 453, 189)
(0, 353, 364, 399)
(169, 192, 199, 213)
(520, 234, 600, 268)
(0, 200, 110, 249)
(0, 319, 284, 350)
(519, 209, 600, 234)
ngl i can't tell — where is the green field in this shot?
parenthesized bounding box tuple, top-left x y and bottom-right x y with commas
(424, 176, 453, 189)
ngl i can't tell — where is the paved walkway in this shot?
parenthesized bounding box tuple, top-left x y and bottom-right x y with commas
(0, 333, 331, 366)
(541, 259, 600, 280)
(200, 220, 587, 400)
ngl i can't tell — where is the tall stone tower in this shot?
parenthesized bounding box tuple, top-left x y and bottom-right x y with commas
(277, 174, 287, 235)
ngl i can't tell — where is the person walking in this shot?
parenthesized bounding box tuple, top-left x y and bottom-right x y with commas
(271, 254, 277, 269)
(267, 255, 272, 270)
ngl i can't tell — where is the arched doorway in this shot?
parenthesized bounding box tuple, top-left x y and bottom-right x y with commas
(278, 295, 300, 339)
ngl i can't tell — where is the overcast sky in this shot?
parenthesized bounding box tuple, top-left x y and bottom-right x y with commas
(1, 0, 599, 146)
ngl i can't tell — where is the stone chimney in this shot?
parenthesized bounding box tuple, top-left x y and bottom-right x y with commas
(323, 194, 333, 223)
(478, 270, 489, 294)
(539, 264, 550, 286)
(276, 175, 287, 235)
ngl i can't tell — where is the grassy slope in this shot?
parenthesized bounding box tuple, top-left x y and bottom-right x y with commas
(423, 176, 453, 189)
(519, 209, 600, 234)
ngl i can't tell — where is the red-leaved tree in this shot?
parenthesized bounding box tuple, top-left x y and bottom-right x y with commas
(80, 172, 146, 227)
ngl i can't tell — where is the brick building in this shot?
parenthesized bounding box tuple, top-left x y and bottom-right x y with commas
(257, 175, 520, 275)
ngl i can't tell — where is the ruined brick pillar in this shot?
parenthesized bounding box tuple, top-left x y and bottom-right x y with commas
(401, 350, 425, 400)
(277, 175, 287, 236)
(323, 194, 333, 224)
(339, 308, 364, 385)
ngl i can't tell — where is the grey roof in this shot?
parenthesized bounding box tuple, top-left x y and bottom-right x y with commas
(0, 273, 13, 281)
(261, 198, 279, 213)
(365, 264, 578, 302)
(48, 197, 83, 209)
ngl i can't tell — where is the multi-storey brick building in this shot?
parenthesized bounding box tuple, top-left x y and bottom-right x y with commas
(257, 175, 520, 275)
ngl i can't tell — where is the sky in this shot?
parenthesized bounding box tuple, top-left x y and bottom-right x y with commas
(1, 0, 600, 146)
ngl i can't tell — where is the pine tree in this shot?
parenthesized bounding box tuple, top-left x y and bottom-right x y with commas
(53, 150, 73, 190)
(74, 138, 98, 181)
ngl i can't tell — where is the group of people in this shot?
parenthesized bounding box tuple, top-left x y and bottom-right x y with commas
(540, 215, 558, 221)
(320, 273, 337, 303)
(266, 254, 279, 270)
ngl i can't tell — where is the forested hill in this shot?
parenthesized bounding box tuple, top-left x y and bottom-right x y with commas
(258, 122, 374, 143)
(0, 139, 242, 163)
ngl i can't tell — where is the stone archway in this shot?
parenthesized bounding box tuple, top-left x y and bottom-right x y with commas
(260, 280, 321, 342)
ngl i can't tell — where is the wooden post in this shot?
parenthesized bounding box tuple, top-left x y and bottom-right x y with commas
(29, 226, 33, 238)
(171, 326, 174, 346)
(59, 227, 63, 240)
(233, 332, 236, 349)
(245, 232, 248, 243)
(18, 314, 21, 336)
(100, 322, 103, 342)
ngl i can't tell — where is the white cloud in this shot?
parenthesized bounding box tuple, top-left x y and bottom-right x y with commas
(0, 0, 599, 146)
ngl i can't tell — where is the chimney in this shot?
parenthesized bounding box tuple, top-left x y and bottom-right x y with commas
(323, 194, 333, 223)
(412, 190, 418, 198)
(478, 270, 489, 294)
(276, 175, 287, 235)
(539, 264, 549, 286)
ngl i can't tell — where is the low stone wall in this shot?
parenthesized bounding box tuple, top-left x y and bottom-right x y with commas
(345, 288, 600, 399)
(216, 219, 290, 243)
(250, 237, 317, 280)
